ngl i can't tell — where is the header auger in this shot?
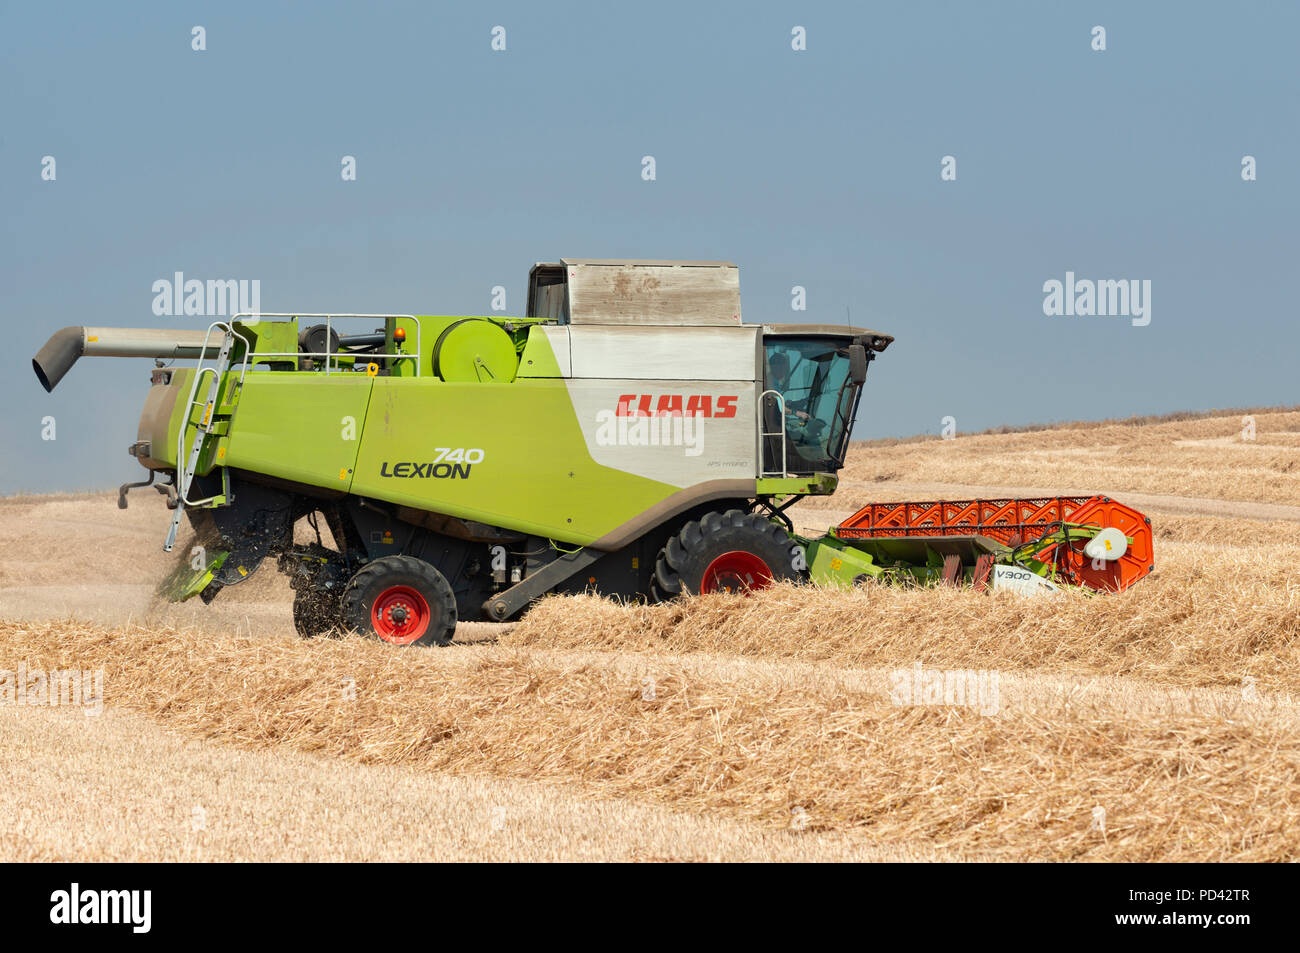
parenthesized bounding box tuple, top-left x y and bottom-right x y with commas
(33, 258, 1152, 645)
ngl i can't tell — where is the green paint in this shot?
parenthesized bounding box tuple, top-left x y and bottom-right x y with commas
(805, 536, 881, 587)
(156, 549, 230, 602)
(145, 313, 865, 553)
(351, 377, 676, 544)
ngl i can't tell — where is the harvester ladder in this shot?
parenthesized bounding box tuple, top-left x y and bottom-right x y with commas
(165, 322, 250, 552)
(758, 389, 788, 478)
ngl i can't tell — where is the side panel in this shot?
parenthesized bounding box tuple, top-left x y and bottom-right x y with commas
(517, 324, 571, 377)
(223, 373, 375, 491)
(565, 380, 758, 486)
(568, 325, 758, 380)
(350, 378, 680, 545)
(563, 325, 761, 486)
(562, 260, 742, 326)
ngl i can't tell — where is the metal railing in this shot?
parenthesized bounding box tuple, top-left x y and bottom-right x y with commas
(229, 313, 422, 376)
(166, 320, 251, 550)
(758, 389, 788, 478)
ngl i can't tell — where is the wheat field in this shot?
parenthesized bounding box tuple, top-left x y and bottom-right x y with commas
(1, 408, 1297, 861)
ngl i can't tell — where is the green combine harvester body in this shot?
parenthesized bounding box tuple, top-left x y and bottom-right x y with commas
(33, 258, 1152, 646)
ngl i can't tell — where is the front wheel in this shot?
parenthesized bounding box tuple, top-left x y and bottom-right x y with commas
(652, 509, 800, 601)
(340, 555, 458, 646)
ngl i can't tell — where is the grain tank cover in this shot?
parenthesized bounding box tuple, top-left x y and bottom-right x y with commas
(528, 259, 742, 327)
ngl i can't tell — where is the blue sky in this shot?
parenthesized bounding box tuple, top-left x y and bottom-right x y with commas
(3, 1, 1297, 492)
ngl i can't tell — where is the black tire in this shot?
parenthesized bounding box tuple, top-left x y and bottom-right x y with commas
(292, 587, 341, 639)
(647, 575, 670, 605)
(340, 555, 457, 647)
(651, 509, 800, 601)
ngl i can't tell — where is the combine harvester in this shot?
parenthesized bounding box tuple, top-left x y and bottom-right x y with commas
(33, 259, 1153, 645)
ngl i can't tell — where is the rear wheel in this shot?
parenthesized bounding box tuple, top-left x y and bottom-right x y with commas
(341, 555, 457, 646)
(652, 509, 799, 601)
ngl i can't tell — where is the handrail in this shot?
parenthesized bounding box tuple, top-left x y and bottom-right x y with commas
(165, 321, 250, 550)
(227, 313, 422, 377)
(758, 388, 788, 479)
(175, 321, 250, 504)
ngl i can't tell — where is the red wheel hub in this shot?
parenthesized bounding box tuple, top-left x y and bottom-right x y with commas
(699, 551, 773, 594)
(371, 585, 431, 645)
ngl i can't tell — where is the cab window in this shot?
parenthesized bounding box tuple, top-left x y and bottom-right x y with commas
(762, 337, 857, 474)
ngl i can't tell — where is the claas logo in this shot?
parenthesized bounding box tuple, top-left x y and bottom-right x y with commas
(616, 394, 738, 418)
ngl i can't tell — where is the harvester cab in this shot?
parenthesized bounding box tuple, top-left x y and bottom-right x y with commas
(32, 257, 1151, 647)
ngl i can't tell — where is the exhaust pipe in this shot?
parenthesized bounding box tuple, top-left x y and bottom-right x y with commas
(33, 326, 214, 392)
